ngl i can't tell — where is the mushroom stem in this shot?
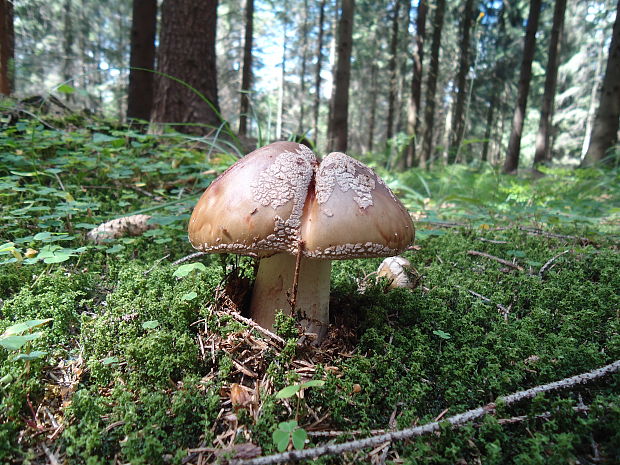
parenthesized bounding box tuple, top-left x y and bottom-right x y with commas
(250, 253, 331, 339)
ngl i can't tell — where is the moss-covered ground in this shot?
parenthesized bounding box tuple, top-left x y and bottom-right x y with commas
(1, 117, 619, 464)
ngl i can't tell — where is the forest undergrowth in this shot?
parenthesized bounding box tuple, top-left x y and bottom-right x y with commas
(0, 116, 619, 464)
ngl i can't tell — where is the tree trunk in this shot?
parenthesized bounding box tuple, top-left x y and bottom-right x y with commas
(62, 0, 74, 85)
(405, 0, 427, 168)
(127, 0, 157, 122)
(502, 0, 542, 173)
(533, 0, 566, 167)
(151, 0, 221, 135)
(420, 0, 446, 169)
(313, 0, 326, 148)
(298, 0, 309, 135)
(581, 41, 606, 159)
(327, 0, 355, 152)
(276, 21, 287, 140)
(238, 0, 254, 137)
(0, 0, 14, 95)
(582, 0, 620, 166)
(481, 93, 497, 163)
(386, 0, 401, 145)
(449, 0, 475, 164)
(367, 63, 378, 152)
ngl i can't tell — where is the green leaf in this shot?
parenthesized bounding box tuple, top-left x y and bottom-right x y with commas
(44, 253, 72, 264)
(92, 133, 120, 143)
(56, 84, 76, 94)
(4, 319, 53, 336)
(433, 330, 451, 340)
(102, 356, 120, 365)
(272, 429, 290, 452)
(291, 428, 308, 450)
(13, 351, 47, 361)
(278, 420, 298, 432)
(0, 335, 30, 351)
(106, 244, 125, 254)
(299, 380, 325, 389)
(181, 291, 198, 301)
(173, 262, 206, 278)
(275, 384, 301, 399)
(142, 320, 159, 330)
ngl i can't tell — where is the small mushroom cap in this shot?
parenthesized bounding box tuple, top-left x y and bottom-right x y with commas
(300, 152, 414, 259)
(188, 142, 317, 256)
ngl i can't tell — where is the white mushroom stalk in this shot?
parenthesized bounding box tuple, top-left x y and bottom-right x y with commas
(188, 142, 414, 341)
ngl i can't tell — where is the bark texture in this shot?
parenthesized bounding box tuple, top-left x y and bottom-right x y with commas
(582, 0, 620, 166)
(313, 0, 326, 147)
(386, 0, 401, 144)
(533, 0, 566, 166)
(238, 0, 254, 137)
(503, 0, 542, 173)
(449, 0, 475, 164)
(420, 0, 446, 168)
(327, 0, 355, 152)
(151, 0, 221, 134)
(127, 0, 157, 121)
(405, 0, 427, 168)
(0, 0, 14, 95)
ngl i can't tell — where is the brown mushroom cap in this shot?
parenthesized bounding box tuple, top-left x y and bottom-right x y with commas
(188, 142, 317, 256)
(300, 152, 414, 258)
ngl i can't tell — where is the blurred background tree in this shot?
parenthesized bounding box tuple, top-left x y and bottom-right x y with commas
(2, 0, 618, 168)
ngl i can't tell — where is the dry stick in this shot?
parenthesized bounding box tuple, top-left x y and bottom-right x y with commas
(288, 242, 305, 312)
(539, 250, 570, 277)
(467, 250, 524, 271)
(461, 287, 511, 321)
(226, 311, 286, 346)
(172, 251, 206, 266)
(232, 360, 620, 465)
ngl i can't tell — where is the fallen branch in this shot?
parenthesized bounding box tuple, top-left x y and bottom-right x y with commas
(467, 250, 524, 271)
(225, 311, 286, 346)
(232, 360, 620, 465)
(539, 250, 570, 278)
(172, 252, 206, 266)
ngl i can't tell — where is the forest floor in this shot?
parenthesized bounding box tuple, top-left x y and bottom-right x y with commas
(0, 115, 619, 464)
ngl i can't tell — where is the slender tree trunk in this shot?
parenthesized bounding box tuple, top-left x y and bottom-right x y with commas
(386, 0, 401, 145)
(533, 0, 566, 167)
(581, 41, 606, 158)
(481, 93, 497, 163)
(151, 0, 221, 135)
(238, 0, 254, 137)
(503, 0, 542, 173)
(127, 0, 157, 121)
(405, 0, 427, 168)
(0, 0, 14, 95)
(327, 0, 355, 152)
(276, 22, 287, 140)
(62, 0, 74, 85)
(449, 0, 475, 164)
(298, 0, 309, 135)
(313, 0, 326, 148)
(367, 62, 378, 152)
(582, 0, 620, 166)
(420, 0, 446, 169)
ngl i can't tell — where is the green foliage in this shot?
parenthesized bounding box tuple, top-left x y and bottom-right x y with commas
(272, 420, 308, 452)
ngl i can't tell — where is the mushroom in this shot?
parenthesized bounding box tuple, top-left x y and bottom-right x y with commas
(377, 256, 414, 289)
(188, 142, 414, 340)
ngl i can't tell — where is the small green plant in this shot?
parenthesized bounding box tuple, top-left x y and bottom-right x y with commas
(272, 420, 308, 452)
(0, 318, 53, 374)
(272, 380, 325, 452)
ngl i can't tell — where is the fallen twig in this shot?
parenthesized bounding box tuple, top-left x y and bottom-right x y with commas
(467, 250, 524, 271)
(226, 311, 286, 346)
(539, 250, 570, 278)
(172, 251, 206, 266)
(232, 360, 620, 465)
(461, 287, 511, 321)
